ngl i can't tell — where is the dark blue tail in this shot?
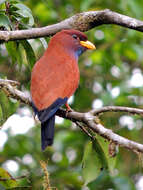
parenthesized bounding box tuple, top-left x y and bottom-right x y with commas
(41, 115, 55, 151)
(32, 97, 68, 151)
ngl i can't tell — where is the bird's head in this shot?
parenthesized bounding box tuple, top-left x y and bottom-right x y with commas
(49, 29, 96, 58)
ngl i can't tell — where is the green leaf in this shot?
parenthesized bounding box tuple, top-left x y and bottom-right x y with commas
(0, 104, 3, 125)
(5, 41, 24, 67)
(14, 3, 34, 26)
(16, 42, 24, 68)
(0, 13, 12, 30)
(39, 38, 48, 50)
(0, 168, 18, 188)
(80, 0, 94, 11)
(82, 140, 108, 185)
(95, 135, 117, 173)
(0, 91, 19, 125)
(8, 0, 19, 3)
(92, 137, 108, 169)
(20, 17, 29, 25)
(5, 41, 18, 64)
(0, 91, 11, 124)
(14, 3, 32, 14)
(87, 170, 114, 189)
(20, 40, 36, 69)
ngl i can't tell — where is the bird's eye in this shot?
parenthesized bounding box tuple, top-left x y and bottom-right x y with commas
(72, 34, 78, 39)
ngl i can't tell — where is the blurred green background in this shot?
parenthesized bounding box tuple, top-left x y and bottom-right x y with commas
(0, 0, 143, 189)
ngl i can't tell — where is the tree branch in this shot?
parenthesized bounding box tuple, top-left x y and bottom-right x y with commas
(1, 79, 143, 153)
(0, 79, 31, 105)
(0, 9, 143, 42)
(91, 106, 143, 116)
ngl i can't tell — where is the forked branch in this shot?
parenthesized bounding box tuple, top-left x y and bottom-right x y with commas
(1, 79, 143, 153)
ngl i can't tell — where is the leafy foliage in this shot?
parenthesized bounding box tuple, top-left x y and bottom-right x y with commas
(82, 140, 107, 185)
(0, 167, 18, 188)
(0, 0, 143, 189)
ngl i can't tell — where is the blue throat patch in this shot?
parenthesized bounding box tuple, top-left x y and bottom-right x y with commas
(76, 46, 86, 57)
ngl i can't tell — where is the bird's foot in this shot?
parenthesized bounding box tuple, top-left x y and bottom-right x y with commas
(65, 103, 72, 116)
(65, 103, 72, 111)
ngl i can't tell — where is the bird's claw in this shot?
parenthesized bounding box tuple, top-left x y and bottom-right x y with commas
(65, 103, 73, 116)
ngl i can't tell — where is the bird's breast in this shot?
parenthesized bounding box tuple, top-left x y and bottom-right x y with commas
(31, 53, 79, 110)
(62, 57, 79, 95)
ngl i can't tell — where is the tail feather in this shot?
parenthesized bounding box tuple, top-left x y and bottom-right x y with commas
(32, 97, 68, 151)
(41, 115, 55, 151)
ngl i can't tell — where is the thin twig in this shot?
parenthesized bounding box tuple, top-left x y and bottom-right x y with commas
(91, 106, 143, 116)
(0, 175, 27, 181)
(75, 121, 95, 140)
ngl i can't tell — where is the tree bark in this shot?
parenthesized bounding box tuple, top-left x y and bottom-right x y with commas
(1, 79, 143, 153)
(0, 9, 143, 42)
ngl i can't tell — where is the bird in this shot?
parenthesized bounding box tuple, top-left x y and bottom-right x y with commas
(30, 29, 95, 151)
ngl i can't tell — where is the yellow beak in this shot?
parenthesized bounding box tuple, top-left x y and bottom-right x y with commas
(80, 40, 96, 50)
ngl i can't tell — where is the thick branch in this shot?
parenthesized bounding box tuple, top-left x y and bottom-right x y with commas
(57, 110, 143, 153)
(0, 9, 143, 42)
(84, 116, 143, 153)
(1, 79, 143, 153)
(0, 79, 31, 105)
